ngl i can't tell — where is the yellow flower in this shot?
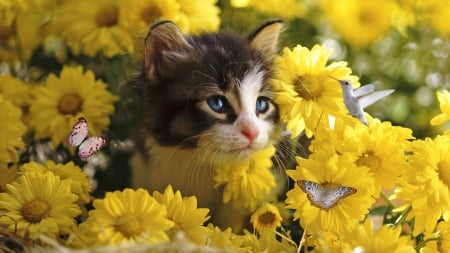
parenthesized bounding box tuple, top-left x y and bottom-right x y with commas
(431, 90, 450, 126)
(214, 145, 277, 210)
(119, 0, 184, 34)
(341, 218, 415, 252)
(71, 188, 173, 246)
(436, 220, 450, 252)
(231, 0, 307, 20)
(21, 161, 92, 206)
(0, 74, 30, 109)
(320, 0, 395, 48)
(0, 95, 26, 164)
(250, 203, 282, 233)
(286, 146, 376, 234)
(42, 0, 134, 57)
(428, 1, 450, 37)
(312, 116, 413, 196)
(0, 164, 17, 192)
(152, 185, 210, 244)
(177, 0, 221, 35)
(308, 230, 347, 253)
(29, 65, 118, 148)
(272, 44, 359, 138)
(392, 135, 450, 236)
(0, 171, 80, 240)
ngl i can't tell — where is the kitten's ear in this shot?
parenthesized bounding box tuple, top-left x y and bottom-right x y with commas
(248, 19, 284, 59)
(144, 20, 192, 81)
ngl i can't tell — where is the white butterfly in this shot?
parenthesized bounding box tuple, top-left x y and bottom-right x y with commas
(297, 180, 357, 210)
(329, 76, 395, 125)
(67, 117, 107, 159)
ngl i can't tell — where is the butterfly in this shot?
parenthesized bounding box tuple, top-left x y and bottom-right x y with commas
(297, 180, 357, 210)
(67, 117, 107, 159)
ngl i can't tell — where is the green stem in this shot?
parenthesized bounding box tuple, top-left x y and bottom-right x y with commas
(380, 191, 395, 208)
(415, 237, 439, 251)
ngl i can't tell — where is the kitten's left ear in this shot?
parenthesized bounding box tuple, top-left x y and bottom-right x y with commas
(248, 19, 284, 59)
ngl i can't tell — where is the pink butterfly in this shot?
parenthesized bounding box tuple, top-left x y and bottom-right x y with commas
(67, 117, 107, 159)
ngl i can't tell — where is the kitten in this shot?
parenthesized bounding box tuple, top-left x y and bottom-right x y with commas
(130, 20, 285, 231)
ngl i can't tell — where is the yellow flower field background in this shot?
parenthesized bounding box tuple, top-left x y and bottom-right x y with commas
(1, 0, 450, 252)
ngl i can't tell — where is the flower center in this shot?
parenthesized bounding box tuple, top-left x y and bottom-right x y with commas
(358, 10, 375, 25)
(58, 93, 83, 115)
(438, 161, 450, 186)
(0, 25, 13, 41)
(356, 150, 380, 172)
(96, 5, 119, 27)
(141, 5, 163, 25)
(21, 199, 51, 223)
(258, 212, 276, 225)
(294, 75, 321, 100)
(114, 213, 142, 238)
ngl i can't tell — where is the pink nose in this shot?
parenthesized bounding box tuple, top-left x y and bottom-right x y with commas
(241, 127, 260, 142)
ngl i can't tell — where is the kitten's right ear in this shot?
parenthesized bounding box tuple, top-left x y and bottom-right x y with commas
(144, 20, 192, 81)
(248, 19, 284, 59)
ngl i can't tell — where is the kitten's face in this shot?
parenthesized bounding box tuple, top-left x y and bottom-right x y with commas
(134, 20, 283, 164)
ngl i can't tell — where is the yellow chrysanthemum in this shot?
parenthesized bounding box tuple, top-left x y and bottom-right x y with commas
(0, 171, 80, 240)
(431, 90, 450, 126)
(0, 95, 26, 164)
(42, 0, 134, 57)
(119, 0, 185, 34)
(29, 65, 118, 148)
(70, 188, 173, 247)
(214, 145, 277, 210)
(307, 230, 346, 253)
(435, 220, 450, 252)
(0, 163, 17, 192)
(231, 0, 306, 20)
(392, 135, 450, 236)
(177, 0, 220, 35)
(428, 1, 450, 37)
(21, 161, 92, 206)
(312, 115, 413, 196)
(250, 203, 282, 233)
(272, 44, 359, 138)
(320, 0, 395, 48)
(286, 146, 376, 234)
(152, 185, 210, 244)
(341, 218, 415, 252)
(0, 74, 30, 109)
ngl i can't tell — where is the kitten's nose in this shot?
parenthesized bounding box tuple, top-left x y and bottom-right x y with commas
(241, 126, 259, 142)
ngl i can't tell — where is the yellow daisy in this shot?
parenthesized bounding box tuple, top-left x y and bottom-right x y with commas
(29, 65, 118, 148)
(0, 171, 80, 240)
(0, 164, 17, 192)
(431, 90, 450, 126)
(286, 146, 376, 234)
(312, 115, 413, 196)
(341, 218, 415, 252)
(177, 0, 221, 35)
(392, 135, 450, 236)
(214, 145, 277, 210)
(42, 0, 134, 57)
(250, 203, 282, 233)
(0, 95, 26, 164)
(119, 0, 184, 34)
(435, 220, 450, 252)
(272, 44, 359, 138)
(320, 0, 395, 48)
(70, 188, 173, 246)
(20, 161, 92, 206)
(0, 74, 30, 109)
(152, 185, 210, 244)
(231, 0, 307, 20)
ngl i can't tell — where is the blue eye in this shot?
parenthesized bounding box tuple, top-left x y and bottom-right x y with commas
(256, 97, 269, 113)
(207, 96, 227, 113)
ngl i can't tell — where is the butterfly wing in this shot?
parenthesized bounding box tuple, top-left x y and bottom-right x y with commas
(78, 136, 107, 159)
(320, 186, 357, 209)
(353, 84, 375, 98)
(67, 117, 88, 147)
(358, 89, 395, 109)
(297, 180, 324, 208)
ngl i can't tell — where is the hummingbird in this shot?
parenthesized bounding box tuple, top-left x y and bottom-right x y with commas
(329, 76, 395, 125)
